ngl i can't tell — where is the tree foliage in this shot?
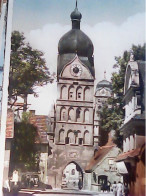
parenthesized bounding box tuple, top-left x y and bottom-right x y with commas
(9, 31, 54, 110)
(100, 44, 145, 149)
(10, 112, 39, 172)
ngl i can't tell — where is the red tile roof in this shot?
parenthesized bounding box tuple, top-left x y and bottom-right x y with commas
(6, 109, 14, 138)
(116, 148, 142, 162)
(85, 136, 115, 172)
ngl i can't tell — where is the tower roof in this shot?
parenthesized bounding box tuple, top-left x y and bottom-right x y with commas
(96, 79, 112, 90)
(58, 30, 94, 57)
(57, 2, 94, 77)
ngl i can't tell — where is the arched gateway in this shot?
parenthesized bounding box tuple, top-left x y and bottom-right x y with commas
(62, 162, 83, 189)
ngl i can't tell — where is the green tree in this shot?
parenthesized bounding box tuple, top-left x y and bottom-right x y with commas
(100, 44, 145, 148)
(9, 31, 54, 111)
(10, 112, 39, 171)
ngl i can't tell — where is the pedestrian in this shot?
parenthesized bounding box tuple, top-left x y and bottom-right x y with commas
(112, 181, 117, 196)
(12, 170, 19, 185)
(3, 179, 10, 196)
(11, 182, 19, 196)
(30, 177, 34, 188)
(116, 181, 123, 196)
(107, 180, 111, 192)
(123, 183, 129, 196)
(102, 181, 107, 192)
(26, 175, 30, 188)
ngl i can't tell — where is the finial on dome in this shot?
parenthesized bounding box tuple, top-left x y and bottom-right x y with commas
(70, 0, 82, 22)
(130, 49, 134, 61)
(104, 71, 106, 79)
(76, 0, 78, 8)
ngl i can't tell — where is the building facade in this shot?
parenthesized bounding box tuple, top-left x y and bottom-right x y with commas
(94, 77, 112, 147)
(47, 4, 96, 190)
(116, 55, 145, 196)
(84, 78, 122, 192)
(85, 140, 121, 192)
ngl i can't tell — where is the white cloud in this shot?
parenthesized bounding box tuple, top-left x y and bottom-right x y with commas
(27, 82, 57, 115)
(26, 13, 145, 115)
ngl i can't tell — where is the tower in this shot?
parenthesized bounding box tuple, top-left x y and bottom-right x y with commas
(47, 3, 95, 190)
(94, 75, 112, 147)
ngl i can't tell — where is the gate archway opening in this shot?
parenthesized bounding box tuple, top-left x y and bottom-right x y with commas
(61, 161, 83, 190)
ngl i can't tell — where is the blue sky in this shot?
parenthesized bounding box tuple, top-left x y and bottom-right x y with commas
(13, 0, 145, 32)
(12, 0, 145, 115)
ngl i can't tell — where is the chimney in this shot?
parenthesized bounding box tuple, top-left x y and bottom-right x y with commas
(29, 110, 35, 115)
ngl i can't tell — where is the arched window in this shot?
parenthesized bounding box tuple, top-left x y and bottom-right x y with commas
(67, 130, 75, 144)
(84, 130, 90, 144)
(76, 86, 82, 100)
(60, 107, 66, 121)
(71, 169, 75, 175)
(68, 107, 74, 121)
(84, 109, 89, 122)
(75, 130, 82, 145)
(84, 87, 90, 101)
(61, 85, 67, 99)
(59, 129, 64, 143)
(68, 85, 75, 100)
(76, 107, 82, 122)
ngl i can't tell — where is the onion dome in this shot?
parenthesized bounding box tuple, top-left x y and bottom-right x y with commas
(58, 29, 94, 57)
(58, 6, 93, 57)
(57, 1, 95, 77)
(96, 79, 112, 90)
(70, 5, 82, 21)
(57, 1, 94, 77)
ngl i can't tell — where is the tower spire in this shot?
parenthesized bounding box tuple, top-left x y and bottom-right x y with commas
(70, 0, 82, 29)
(104, 71, 106, 79)
(76, 0, 78, 8)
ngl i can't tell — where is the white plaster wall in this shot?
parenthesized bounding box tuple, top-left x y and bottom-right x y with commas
(90, 147, 122, 191)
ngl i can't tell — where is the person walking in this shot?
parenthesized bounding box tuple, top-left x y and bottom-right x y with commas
(116, 181, 123, 196)
(11, 182, 19, 196)
(107, 180, 111, 192)
(3, 179, 10, 196)
(123, 183, 129, 196)
(112, 181, 117, 196)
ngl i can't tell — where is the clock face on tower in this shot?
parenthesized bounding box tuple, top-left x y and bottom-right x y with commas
(70, 64, 82, 77)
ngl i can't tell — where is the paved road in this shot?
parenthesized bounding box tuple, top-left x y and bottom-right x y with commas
(16, 189, 114, 196)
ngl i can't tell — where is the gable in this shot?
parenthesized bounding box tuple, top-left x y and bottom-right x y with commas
(95, 87, 111, 96)
(61, 55, 94, 80)
(124, 61, 139, 94)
